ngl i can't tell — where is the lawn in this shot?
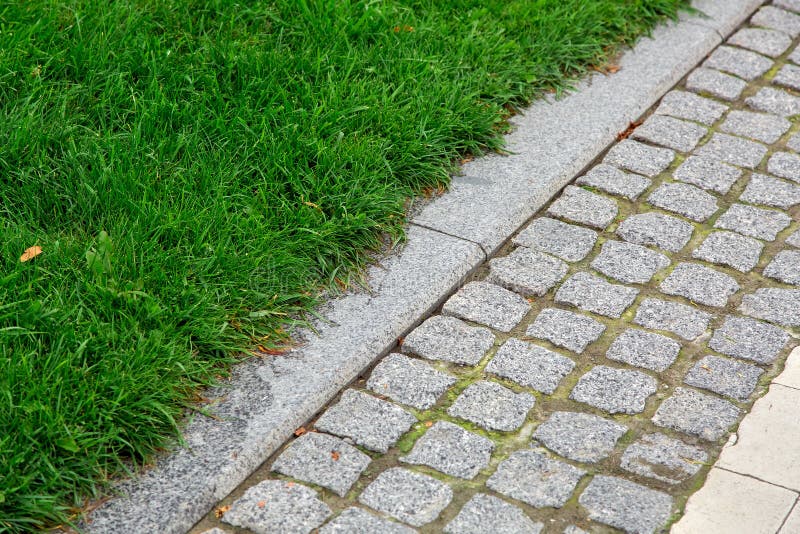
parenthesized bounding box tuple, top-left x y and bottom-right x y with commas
(0, 0, 688, 530)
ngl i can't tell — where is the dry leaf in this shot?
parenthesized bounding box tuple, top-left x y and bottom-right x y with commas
(257, 500, 266, 509)
(700, 364, 712, 372)
(616, 120, 642, 141)
(214, 505, 231, 518)
(303, 201, 320, 209)
(424, 421, 433, 428)
(20, 245, 43, 262)
(606, 64, 621, 73)
(331, 450, 340, 461)
(294, 427, 307, 437)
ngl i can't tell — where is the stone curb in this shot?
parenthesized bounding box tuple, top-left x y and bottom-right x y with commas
(83, 1, 764, 532)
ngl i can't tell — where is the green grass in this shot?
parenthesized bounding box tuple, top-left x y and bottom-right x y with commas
(0, 0, 688, 530)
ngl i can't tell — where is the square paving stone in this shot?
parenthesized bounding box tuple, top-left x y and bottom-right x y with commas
(720, 110, 791, 143)
(272, 432, 371, 497)
(487, 247, 568, 297)
(513, 217, 598, 262)
(487, 450, 585, 508)
(684, 355, 764, 401)
(746, 86, 800, 116)
(402, 315, 494, 366)
(709, 315, 790, 364)
(659, 262, 739, 307)
(569, 366, 658, 414)
(606, 328, 681, 372)
(702, 45, 773, 81)
(751, 6, 800, 37)
(222, 480, 332, 534)
(575, 163, 651, 199)
(652, 387, 740, 441)
(590, 240, 670, 284)
(789, 131, 800, 151)
(447, 380, 535, 432)
(647, 183, 718, 222)
(768, 151, 800, 183)
(603, 139, 675, 177)
(314, 390, 416, 453)
(486, 338, 575, 394)
(789, 229, 800, 247)
(621, 433, 707, 485)
(400, 421, 494, 479)
(728, 27, 792, 57)
(673, 155, 742, 194)
(692, 231, 764, 272)
(532, 411, 627, 463)
(655, 90, 728, 125)
(546, 185, 618, 230)
(367, 353, 456, 409)
(765, 250, 800, 285)
(791, 42, 800, 64)
(444, 493, 543, 534)
(442, 281, 530, 333)
(525, 308, 606, 354)
(714, 203, 792, 241)
(579, 475, 672, 534)
(616, 212, 694, 252)
(631, 115, 707, 152)
(694, 133, 767, 168)
(740, 288, 800, 326)
(774, 63, 800, 91)
(320, 508, 414, 534)
(555, 272, 639, 319)
(633, 298, 713, 340)
(740, 173, 800, 208)
(686, 67, 746, 101)
(358, 467, 452, 527)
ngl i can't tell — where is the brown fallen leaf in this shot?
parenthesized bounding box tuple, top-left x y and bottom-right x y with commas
(294, 427, 307, 437)
(257, 500, 266, 508)
(700, 364, 712, 372)
(214, 505, 231, 518)
(616, 120, 642, 141)
(424, 421, 434, 428)
(20, 245, 43, 263)
(331, 450, 340, 461)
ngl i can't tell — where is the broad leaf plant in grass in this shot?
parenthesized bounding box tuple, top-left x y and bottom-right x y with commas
(0, 0, 687, 530)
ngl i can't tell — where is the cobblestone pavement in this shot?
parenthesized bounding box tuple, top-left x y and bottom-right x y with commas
(195, 4, 800, 533)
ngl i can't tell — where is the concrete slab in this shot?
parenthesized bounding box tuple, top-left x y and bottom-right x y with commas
(775, 346, 800, 390)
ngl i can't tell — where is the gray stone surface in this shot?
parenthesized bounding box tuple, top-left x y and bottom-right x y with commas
(367, 353, 456, 409)
(444, 493, 543, 534)
(776, 0, 800, 13)
(358, 467, 452, 527)
(774, 63, 800, 91)
(692, 230, 764, 272)
(403, 315, 494, 366)
(684, 355, 764, 401)
(314, 390, 416, 453)
(616, 212, 694, 252)
(570, 366, 658, 414)
(320, 508, 415, 534)
(788, 229, 800, 247)
(686, 67, 747, 100)
(513, 217, 598, 262)
(710, 315, 790, 364)
(200, 529, 229, 534)
(590, 239, 670, 284)
(694, 133, 767, 168)
(442, 281, 530, 333)
(555, 272, 639, 319)
(768, 151, 800, 183)
(720, 110, 791, 143)
(546, 185, 618, 230)
(400, 421, 494, 479)
(751, 5, 800, 37)
(487, 247, 568, 297)
(525, 308, 606, 354)
(703, 45, 773, 80)
(447, 381, 535, 431)
(603, 139, 676, 177)
(562, 527, 589, 534)
(621, 433, 707, 485)
(606, 328, 681, 372)
(533, 411, 628, 463)
(647, 182, 719, 222)
(271, 432, 371, 497)
(655, 90, 727, 125)
(714, 203, 792, 240)
(673, 155, 742, 194)
(728, 27, 792, 57)
(221, 480, 331, 534)
(746, 86, 800, 116)
(659, 262, 740, 307)
(634, 298, 713, 340)
(486, 338, 575, 394)
(788, 131, 800, 152)
(791, 42, 800, 65)
(487, 450, 585, 508)
(740, 173, 800, 208)
(652, 387, 741, 441)
(765, 250, 800, 285)
(631, 115, 707, 152)
(575, 163, 652, 199)
(579, 475, 672, 534)
(688, 0, 767, 36)
(740, 288, 800, 326)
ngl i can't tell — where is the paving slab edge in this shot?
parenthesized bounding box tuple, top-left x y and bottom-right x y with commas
(83, 1, 764, 532)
